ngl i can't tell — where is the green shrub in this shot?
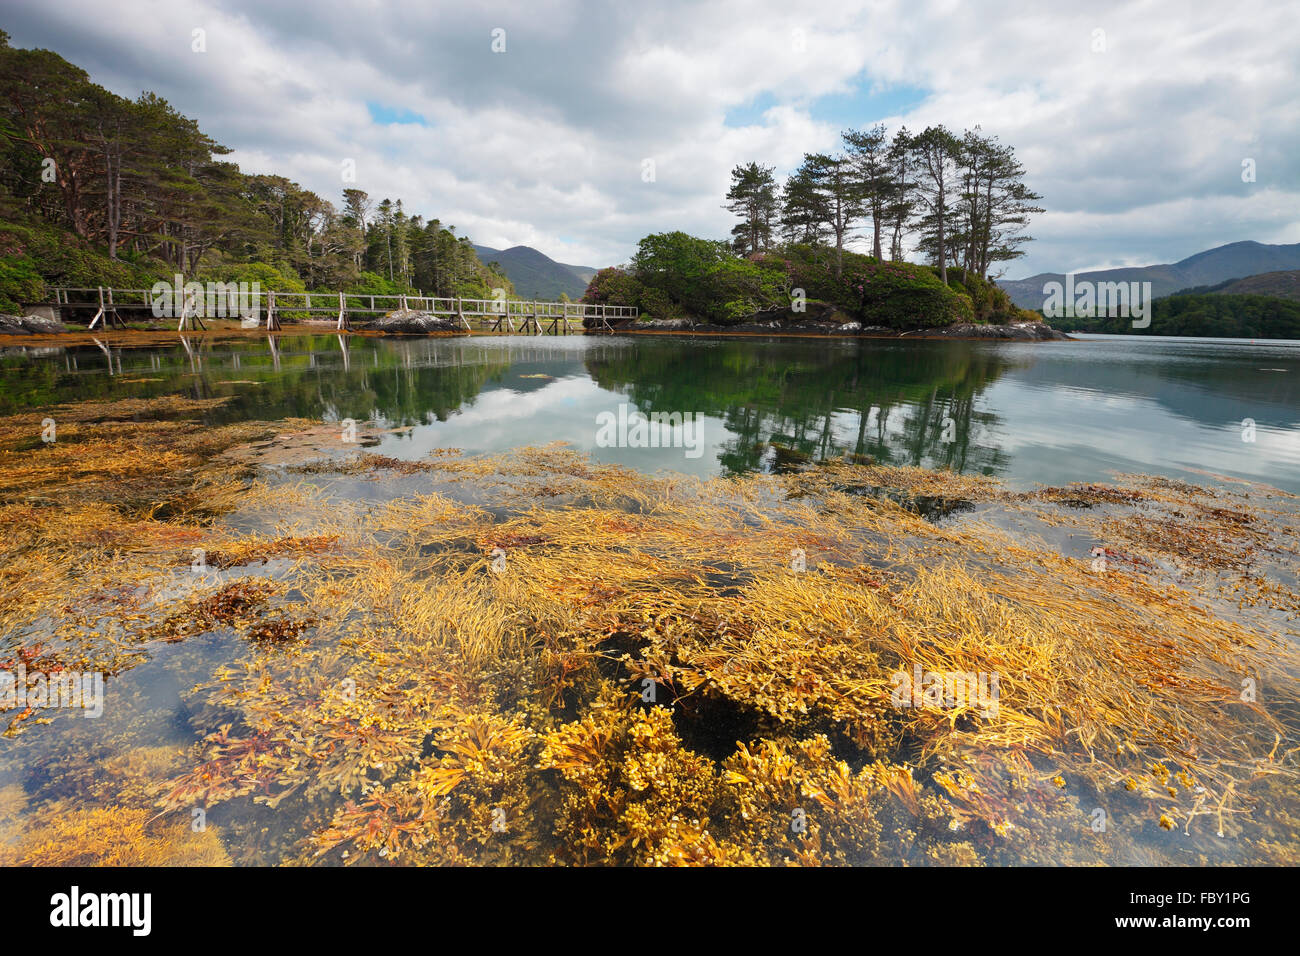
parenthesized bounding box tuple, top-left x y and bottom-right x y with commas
(583, 266, 681, 318)
(346, 271, 404, 297)
(0, 255, 45, 312)
(921, 266, 1035, 324)
(0, 218, 165, 294)
(583, 267, 644, 306)
(631, 232, 730, 314)
(850, 261, 973, 329)
(699, 258, 786, 323)
(203, 261, 306, 292)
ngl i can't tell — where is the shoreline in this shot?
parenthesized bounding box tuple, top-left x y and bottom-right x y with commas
(596, 320, 1072, 341)
(0, 317, 1073, 345)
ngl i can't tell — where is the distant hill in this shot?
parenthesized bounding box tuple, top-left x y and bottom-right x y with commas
(471, 244, 598, 300)
(1184, 270, 1300, 301)
(998, 241, 1300, 309)
(560, 263, 599, 285)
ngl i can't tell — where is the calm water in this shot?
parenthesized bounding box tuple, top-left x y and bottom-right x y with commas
(4, 331, 1297, 491)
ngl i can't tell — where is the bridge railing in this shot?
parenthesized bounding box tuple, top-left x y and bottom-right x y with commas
(46, 288, 638, 321)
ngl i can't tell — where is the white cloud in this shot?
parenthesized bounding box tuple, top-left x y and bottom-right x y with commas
(5, 0, 1297, 275)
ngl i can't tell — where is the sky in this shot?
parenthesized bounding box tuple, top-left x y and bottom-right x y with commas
(4, 0, 1298, 278)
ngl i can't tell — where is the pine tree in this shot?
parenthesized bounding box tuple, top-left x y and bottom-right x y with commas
(723, 162, 778, 255)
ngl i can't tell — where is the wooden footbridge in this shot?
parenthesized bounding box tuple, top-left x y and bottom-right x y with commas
(33, 287, 638, 333)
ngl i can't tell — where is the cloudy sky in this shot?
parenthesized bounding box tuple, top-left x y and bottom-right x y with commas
(5, 0, 1298, 277)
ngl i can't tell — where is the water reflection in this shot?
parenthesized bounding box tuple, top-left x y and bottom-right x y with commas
(0, 332, 1296, 490)
(585, 339, 1016, 475)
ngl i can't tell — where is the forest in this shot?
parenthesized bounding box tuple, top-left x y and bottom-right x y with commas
(0, 30, 513, 313)
(1050, 292, 1300, 339)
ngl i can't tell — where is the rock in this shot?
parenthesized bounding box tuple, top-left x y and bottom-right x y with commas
(909, 322, 1070, 340)
(369, 309, 461, 333)
(597, 306, 1071, 341)
(635, 317, 696, 330)
(0, 313, 70, 335)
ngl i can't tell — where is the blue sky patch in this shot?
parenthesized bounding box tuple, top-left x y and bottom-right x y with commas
(367, 101, 429, 126)
(723, 80, 929, 132)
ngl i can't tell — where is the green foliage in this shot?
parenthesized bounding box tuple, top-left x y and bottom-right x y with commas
(0, 254, 43, 313)
(347, 271, 406, 297)
(198, 261, 305, 293)
(600, 232, 979, 330)
(850, 260, 973, 329)
(0, 218, 167, 311)
(922, 266, 1038, 324)
(774, 243, 870, 306)
(582, 266, 679, 319)
(765, 245, 972, 328)
(700, 257, 788, 325)
(631, 232, 730, 313)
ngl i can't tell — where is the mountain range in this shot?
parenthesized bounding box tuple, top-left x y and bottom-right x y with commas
(1196, 270, 1300, 301)
(472, 244, 599, 300)
(998, 241, 1300, 309)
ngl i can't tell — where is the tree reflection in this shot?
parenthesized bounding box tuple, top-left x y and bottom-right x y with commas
(585, 338, 1016, 476)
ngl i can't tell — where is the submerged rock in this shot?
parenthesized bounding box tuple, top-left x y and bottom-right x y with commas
(370, 309, 461, 333)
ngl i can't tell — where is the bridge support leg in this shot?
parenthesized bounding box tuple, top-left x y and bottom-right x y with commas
(88, 286, 106, 331)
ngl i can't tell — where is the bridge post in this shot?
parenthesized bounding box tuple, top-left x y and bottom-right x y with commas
(267, 290, 280, 331)
(88, 286, 105, 330)
(178, 286, 207, 332)
(337, 290, 348, 331)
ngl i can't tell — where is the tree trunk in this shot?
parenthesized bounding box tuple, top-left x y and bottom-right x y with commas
(936, 181, 947, 285)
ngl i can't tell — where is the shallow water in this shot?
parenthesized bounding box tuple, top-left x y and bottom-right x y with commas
(1, 331, 1297, 866)
(2, 331, 1296, 490)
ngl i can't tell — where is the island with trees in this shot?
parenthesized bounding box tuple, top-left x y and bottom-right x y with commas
(580, 125, 1057, 338)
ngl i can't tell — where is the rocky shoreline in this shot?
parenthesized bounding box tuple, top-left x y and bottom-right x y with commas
(605, 315, 1071, 341)
(0, 307, 1069, 341)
